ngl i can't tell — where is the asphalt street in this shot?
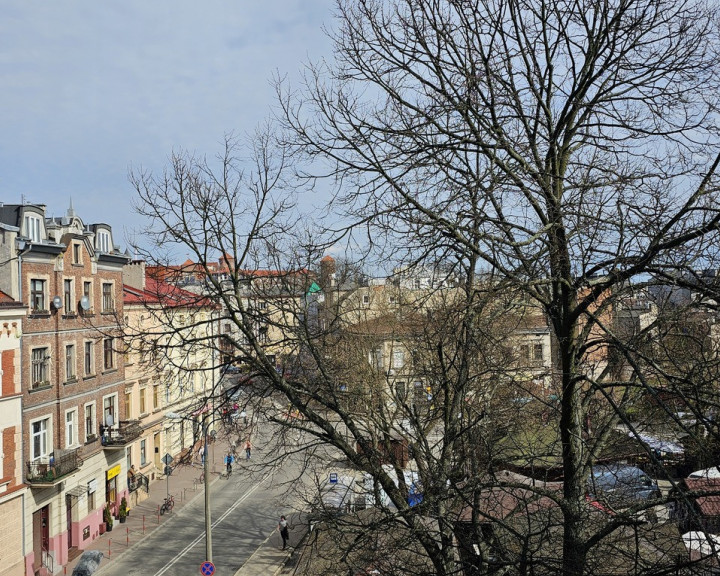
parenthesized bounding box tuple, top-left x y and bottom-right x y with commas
(96, 440, 302, 576)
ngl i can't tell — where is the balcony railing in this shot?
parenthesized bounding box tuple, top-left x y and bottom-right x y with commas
(128, 471, 149, 494)
(27, 448, 82, 485)
(101, 420, 142, 448)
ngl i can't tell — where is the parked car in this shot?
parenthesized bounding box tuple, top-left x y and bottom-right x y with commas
(588, 464, 661, 507)
(689, 466, 720, 480)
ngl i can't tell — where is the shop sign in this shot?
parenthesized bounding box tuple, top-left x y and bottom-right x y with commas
(106, 464, 121, 480)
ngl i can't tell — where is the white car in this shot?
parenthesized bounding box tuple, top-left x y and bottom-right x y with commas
(688, 466, 720, 479)
(683, 531, 720, 558)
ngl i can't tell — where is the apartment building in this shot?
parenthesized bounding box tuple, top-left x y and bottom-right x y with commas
(0, 203, 130, 576)
(0, 290, 26, 576)
(123, 260, 219, 492)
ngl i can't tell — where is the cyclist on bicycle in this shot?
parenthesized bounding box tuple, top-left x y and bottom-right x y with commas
(224, 452, 234, 475)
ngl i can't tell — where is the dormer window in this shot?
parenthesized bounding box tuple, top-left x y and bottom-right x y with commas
(97, 230, 111, 253)
(24, 214, 42, 243)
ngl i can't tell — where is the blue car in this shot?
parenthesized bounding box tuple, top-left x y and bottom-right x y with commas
(588, 464, 661, 507)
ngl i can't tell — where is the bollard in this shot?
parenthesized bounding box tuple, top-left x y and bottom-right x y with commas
(126, 526, 129, 547)
(143, 514, 145, 534)
(108, 538, 111, 557)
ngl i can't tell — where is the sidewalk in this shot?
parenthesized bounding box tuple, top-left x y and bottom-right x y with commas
(63, 430, 296, 576)
(233, 513, 307, 576)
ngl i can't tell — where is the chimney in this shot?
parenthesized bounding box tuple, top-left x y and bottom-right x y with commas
(123, 260, 146, 290)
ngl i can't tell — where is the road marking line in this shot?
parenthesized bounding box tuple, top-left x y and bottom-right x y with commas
(152, 473, 271, 576)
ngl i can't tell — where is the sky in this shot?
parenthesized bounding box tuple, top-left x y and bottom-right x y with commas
(0, 1, 334, 251)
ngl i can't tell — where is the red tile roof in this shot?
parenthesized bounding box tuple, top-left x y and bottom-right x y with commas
(123, 277, 216, 309)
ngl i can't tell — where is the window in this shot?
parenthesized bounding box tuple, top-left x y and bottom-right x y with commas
(85, 403, 96, 441)
(388, 295, 397, 305)
(73, 243, 81, 264)
(533, 343, 544, 361)
(65, 409, 78, 448)
(125, 391, 132, 419)
(102, 283, 113, 313)
(24, 214, 42, 243)
(64, 279, 74, 313)
(84, 341, 94, 375)
(103, 395, 117, 428)
(392, 349, 405, 369)
(139, 387, 146, 415)
(153, 384, 160, 410)
(97, 230, 110, 253)
(369, 348, 383, 370)
(83, 281, 92, 299)
(519, 344, 530, 361)
(65, 344, 76, 381)
(31, 348, 49, 387)
(31, 418, 49, 460)
(395, 381, 407, 399)
(362, 294, 370, 306)
(140, 439, 147, 466)
(30, 279, 46, 311)
(103, 338, 114, 370)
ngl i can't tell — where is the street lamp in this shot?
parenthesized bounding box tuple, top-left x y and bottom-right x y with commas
(167, 411, 213, 562)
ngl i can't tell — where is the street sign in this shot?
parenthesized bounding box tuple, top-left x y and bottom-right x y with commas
(329, 472, 338, 484)
(162, 453, 173, 466)
(200, 561, 215, 575)
(164, 465, 173, 476)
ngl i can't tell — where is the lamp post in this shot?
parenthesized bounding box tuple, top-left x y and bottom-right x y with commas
(167, 411, 212, 562)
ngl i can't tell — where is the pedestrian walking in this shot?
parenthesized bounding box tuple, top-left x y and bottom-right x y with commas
(245, 439, 252, 460)
(278, 515, 290, 550)
(224, 452, 234, 476)
(240, 409, 247, 425)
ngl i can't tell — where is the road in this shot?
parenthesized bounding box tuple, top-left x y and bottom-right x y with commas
(98, 448, 301, 576)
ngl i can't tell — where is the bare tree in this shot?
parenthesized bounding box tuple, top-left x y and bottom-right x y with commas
(129, 1, 720, 575)
(272, 0, 720, 574)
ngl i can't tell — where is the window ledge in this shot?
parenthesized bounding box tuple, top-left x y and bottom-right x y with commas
(102, 368, 118, 376)
(29, 383, 52, 393)
(29, 311, 50, 319)
(85, 434, 98, 445)
(63, 378, 78, 386)
(62, 313, 78, 319)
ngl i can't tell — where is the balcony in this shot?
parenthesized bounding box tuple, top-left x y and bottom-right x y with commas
(27, 448, 83, 487)
(101, 420, 142, 449)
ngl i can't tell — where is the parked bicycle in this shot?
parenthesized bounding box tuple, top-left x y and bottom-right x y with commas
(159, 494, 175, 515)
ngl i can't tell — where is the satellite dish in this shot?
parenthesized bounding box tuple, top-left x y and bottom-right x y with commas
(52, 295, 63, 309)
(80, 296, 91, 310)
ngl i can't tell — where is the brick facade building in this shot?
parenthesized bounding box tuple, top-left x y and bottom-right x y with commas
(0, 203, 130, 576)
